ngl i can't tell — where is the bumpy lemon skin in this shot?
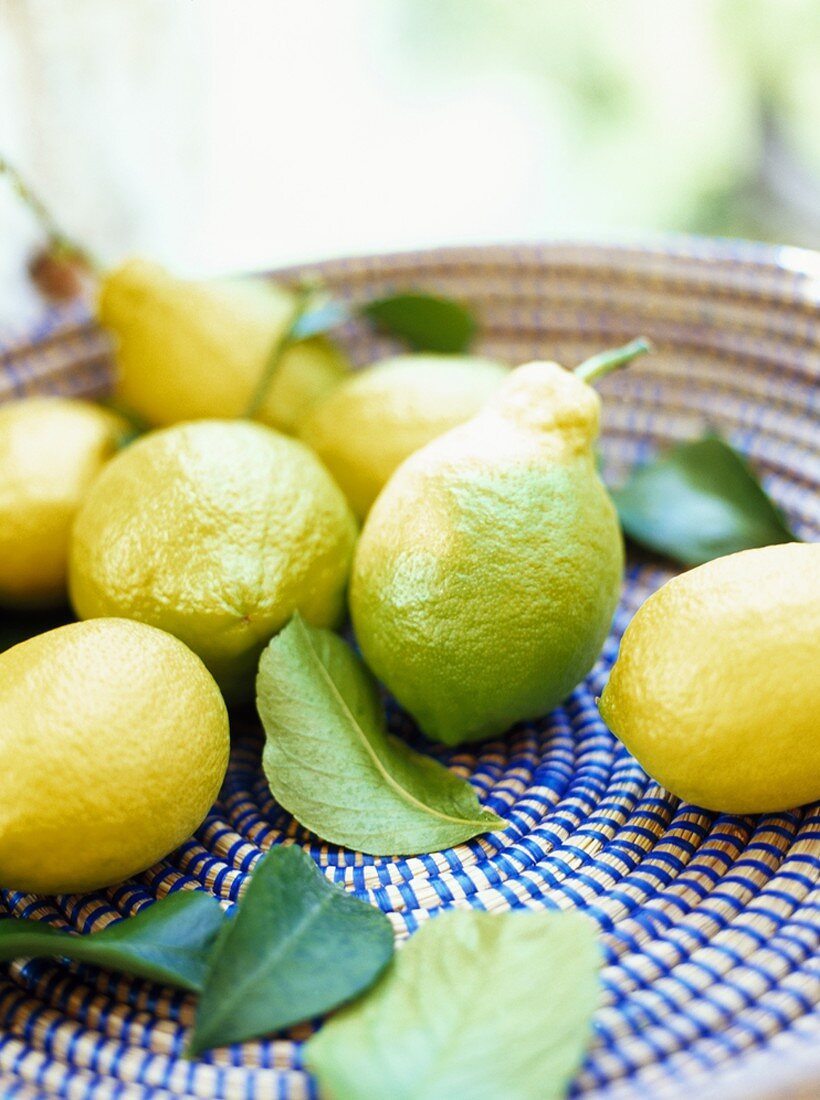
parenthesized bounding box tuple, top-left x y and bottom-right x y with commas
(351, 362, 624, 745)
(0, 397, 127, 609)
(99, 259, 348, 434)
(599, 543, 820, 814)
(0, 618, 229, 894)
(298, 354, 508, 518)
(69, 419, 358, 701)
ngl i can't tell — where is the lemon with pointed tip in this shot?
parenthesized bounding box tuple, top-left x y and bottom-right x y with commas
(298, 353, 508, 517)
(599, 542, 820, 813)
(0, 397, 128, 609)
(69, 419, 357, 700)
(0, 618, 229, 894)
(99, 259, 348, 433)
(350, 360, 624, 745)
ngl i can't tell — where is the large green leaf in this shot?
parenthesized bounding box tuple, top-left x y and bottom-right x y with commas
(612, 435, 797, 565)
(189, 846, 394, 1054)
(0, 890, 226, 992)
(306, 908, 601, 1100)
(361, 292, 476, 353)
(256, 615, 502, 854)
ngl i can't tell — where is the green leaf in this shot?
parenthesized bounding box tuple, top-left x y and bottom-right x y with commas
(290, 298, 350, 341)
(257, 616, 502, 855)
(361, 292, 476, 353)
(0, 890, 226, 992)
(189, 846, 394, 1054)
(306, 908, 601, 1100)
(611, 435, 797, 566)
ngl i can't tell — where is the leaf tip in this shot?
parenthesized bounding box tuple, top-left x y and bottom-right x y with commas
(184, 1028, 208, 1060)
(480, 809, 506, 830)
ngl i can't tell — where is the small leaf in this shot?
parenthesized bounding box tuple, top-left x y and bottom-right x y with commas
(0, 890, 226, 992)
(611, 435, 797, 566)
(257, 615, 503, 855)
(306, 908, 601, 1100)
(189, 846, 394, 1054)
(361, 292, 476, 353)
(290, 298, 350, 341)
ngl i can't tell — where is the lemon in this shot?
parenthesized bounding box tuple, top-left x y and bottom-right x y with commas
(99, 259, 348, 433)
(599, 543, 820, 813)
(0, 618, 229, 893)
(298, 354, 508, 517)
(0, 397, 127, 609)
(351, 361, 624, 744)
(69, 419, 357, 700)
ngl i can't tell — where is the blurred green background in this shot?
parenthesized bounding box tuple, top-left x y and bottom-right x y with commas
(1, 0, 820, 321)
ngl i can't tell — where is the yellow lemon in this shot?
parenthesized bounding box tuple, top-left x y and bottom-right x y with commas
(599, 543, 820, 813)
(0, 618, 229, 893)
(69, 419, 357, 700)
(99, 259, 349, 433)
(351, 362, 624, 744)
(0, 397, 127, 609)
(298, 353, 508, 518)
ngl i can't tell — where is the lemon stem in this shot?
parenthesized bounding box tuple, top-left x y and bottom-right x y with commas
(575, 337, 652, 384)
(243, 282, 316, 420)
(0, 155, 102, 274)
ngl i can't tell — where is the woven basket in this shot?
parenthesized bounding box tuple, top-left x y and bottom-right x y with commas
(0, 240, 818, 1100)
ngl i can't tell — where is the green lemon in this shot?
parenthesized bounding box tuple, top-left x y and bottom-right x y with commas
(99, 259, 348, 433)
(350, 361, 624, 744)
(69, 419, 357, 700)
(0, 618, 229, 894)
(298, 354, 508, 517)
(599, 542, 820, 813)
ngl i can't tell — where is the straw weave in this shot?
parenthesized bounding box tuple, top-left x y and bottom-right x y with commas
(0, 241, 818, 1100)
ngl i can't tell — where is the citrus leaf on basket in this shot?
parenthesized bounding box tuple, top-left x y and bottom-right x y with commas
(0, 890, 226, 992)
(611, 435, 797, 566)
(189, 846, 394, 1055)
(256, 614, 503, 854)
(305, 908, 601, 1100)
(361, 292, 476, 352)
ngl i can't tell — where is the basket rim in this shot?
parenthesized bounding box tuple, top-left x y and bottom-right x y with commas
(5, 232, 820, 353)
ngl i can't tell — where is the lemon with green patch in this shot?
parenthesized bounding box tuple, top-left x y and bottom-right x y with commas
(351, 359, 625, 744)
(70, 419, 357, 700)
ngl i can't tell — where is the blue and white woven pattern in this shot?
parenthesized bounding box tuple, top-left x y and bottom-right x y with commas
(0, 240, 818, 1100)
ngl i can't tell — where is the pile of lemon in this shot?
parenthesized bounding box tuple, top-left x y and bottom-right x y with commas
(1, 261, 817, 895)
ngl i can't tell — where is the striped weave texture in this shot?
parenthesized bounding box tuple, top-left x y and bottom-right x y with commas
(0, 241, 818, 1100)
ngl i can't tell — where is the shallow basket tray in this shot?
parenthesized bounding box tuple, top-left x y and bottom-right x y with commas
(0, 240, 818, 1100)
